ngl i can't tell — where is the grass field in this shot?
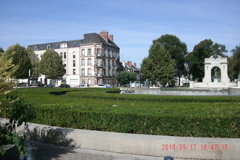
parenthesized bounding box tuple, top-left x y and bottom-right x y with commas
(11, 87, 240, 138)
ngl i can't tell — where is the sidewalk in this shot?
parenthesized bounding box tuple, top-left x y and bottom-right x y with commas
(4, 140, 182, 160)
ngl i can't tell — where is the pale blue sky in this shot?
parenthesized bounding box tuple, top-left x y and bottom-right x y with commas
(1, 0, 239, 67)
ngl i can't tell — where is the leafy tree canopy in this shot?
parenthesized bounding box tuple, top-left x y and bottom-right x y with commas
(27, 47, 39, 79)
(38, 49, 65, 80)
(0, 52, 17, 95)
(0, 47, 4, 53)
(141, 42, 175, 82)
(117, 71, 137, 85)
(153, 34, 187, 77)
(229, 45, 240, 79)
(4, 44, 32, 79)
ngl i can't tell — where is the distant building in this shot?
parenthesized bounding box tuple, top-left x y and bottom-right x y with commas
(28, 31, 120, 87)
(121, 61, 140, 73)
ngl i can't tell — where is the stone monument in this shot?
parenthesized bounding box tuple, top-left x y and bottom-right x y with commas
(191, 55, 237, 88)
(213, 67, 219, 87)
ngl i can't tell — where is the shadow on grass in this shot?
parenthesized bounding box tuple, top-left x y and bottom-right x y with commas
(49, 91, 71, 95)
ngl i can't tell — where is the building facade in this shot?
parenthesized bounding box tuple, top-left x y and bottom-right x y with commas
(28, 31, 120, 87)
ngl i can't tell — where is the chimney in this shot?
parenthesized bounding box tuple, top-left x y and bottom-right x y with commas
(100, 31, 109, 41)
(134, 62, 136, 68)
(109, 34, 114, 41)
(128, 61, 132, 67)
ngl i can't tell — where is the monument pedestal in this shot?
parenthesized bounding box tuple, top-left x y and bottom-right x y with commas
(213, 79, 219, 88)
(189, 81, 194, 88)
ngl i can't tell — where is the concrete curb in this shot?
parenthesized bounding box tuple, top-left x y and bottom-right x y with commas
(1, 118, 239, 160)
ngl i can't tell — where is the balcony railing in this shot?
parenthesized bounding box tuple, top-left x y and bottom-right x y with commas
(96, 63, 103, 67)
(96, 53, 102, 57)
(96, 73, 102, 77)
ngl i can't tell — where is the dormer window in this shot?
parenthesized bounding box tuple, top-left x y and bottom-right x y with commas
(47, 45, 51, 49)
(34, 46, 38, 51)
(60, 43, 67, 48)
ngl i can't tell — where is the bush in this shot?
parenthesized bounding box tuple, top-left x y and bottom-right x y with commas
(14, 88, 240, 138)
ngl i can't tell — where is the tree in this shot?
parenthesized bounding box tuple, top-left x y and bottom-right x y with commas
(153, 34, 187, 86)
(0, 47, 4, 53)
(38, 49, 65, 81)
(27, 47, 40, 80)
(186, 39, 227, 81)
(117, 71, 137, 86)
(0, 52, 35, 158)
(4, 44, 32, 79)
(141, 42, 175, 84)
(229, 45, 240, 79)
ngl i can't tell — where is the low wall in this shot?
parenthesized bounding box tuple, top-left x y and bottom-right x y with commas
(1, 118, 239, 160)
(122, 88, 229, 96)
(228, 87, 240, 95)
(192, 82, 237, 89)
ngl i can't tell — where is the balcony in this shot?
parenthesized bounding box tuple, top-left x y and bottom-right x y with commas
(96, 73, 102, 77)
(96, 63, 103, 68)
(96, 53, 102, 57)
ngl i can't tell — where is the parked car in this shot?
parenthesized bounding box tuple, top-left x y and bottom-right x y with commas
(45, 84, 54, 87)
(37, 82, 44, 87)
(59, 84, 70, 88)
(17, 83, 28, 87)
(94, 84, 111, 88)
(78, 84, 89, 88)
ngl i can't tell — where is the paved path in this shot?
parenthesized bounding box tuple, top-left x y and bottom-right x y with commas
(4, 140, 187, 160)
(26, 140, 177, 160)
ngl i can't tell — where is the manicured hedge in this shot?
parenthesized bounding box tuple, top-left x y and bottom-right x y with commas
(8, 88, 240, 138)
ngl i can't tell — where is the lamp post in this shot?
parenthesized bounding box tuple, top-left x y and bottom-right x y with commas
(28, 69, 31, 87)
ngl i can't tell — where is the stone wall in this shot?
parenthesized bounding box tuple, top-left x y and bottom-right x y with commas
(121, 88, 229, 96)
(0, 118, 239, 160)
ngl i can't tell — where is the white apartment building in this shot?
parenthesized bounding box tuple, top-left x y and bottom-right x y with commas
(28, 31, 120, 87)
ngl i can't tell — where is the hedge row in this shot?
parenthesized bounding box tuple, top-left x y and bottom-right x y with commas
(11, 88, 240, 138)
(30, 105, 239, 138)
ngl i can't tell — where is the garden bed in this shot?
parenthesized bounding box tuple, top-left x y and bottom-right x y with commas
(1, 88, 239, 138)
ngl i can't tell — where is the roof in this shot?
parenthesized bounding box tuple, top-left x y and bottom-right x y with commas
(28, 40, 82, 50)
(28, 33, 119, 50)
(81, 33, 119, 49)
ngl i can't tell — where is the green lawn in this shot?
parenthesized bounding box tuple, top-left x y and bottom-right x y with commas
(12, 87, 240, 138)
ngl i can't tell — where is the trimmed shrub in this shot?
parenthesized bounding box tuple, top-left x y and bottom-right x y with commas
(11, 88, 240, 138)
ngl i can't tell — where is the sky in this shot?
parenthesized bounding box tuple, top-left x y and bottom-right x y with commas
(0, 0, 239, 67)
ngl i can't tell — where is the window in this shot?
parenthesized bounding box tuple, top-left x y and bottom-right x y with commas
(64, 52, 66, 59)
(88, 68, 91, 75)
(105, 49, 108, 57)
(60, 52, 63, 58)
(109, 50, 112, 57)
(73, 69, 76, 75)
(81, 69, 85, 76)
(97, 48, 100, 54)
(60, 43, 67, 48)
(73, 42, 76, 47)
(34, 46, 38, 51)
(73, 60, 76, 67)
(63, 61, 66, 67)
(81, 59, 85, 66)
(47, 45, 51, 49)
(73, 51, 76, 59)
(87, 49, 91, 56)
(88, 58, 91, 65)
(81, 49, 85, 56)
